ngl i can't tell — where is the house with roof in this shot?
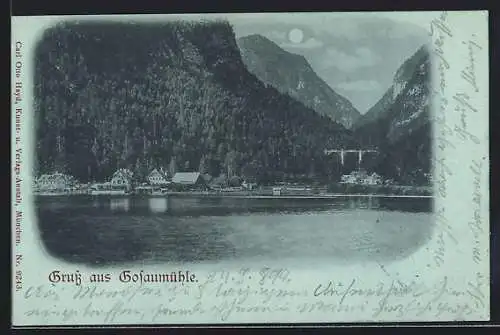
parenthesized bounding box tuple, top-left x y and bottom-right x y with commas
(37, 172, 76, 192)
(242, 180, 257, 191)
(110, 168, 134, 191)
(363, 172, 382, 185)
(340, 171, 363, 184)
(171, 172, 206, 190)
(147, 168, 170, 186)
(340, 170, 382, 185)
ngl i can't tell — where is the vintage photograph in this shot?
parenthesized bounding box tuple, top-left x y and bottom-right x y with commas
(13, 11, 491, 325)
(32, 14, 434, 267)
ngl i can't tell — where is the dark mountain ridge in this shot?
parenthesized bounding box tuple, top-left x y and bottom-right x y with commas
(353, 45, 432, 185)
(34, 21, 357, 184)
(237, 34, 361, 129)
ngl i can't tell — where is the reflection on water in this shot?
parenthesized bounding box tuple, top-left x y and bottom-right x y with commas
(148, 198, 168, 213)
(35, 195, 434, 267)
(110, 198, 130, 212)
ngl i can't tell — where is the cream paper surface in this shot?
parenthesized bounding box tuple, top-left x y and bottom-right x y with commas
(11, 11, 489, 325)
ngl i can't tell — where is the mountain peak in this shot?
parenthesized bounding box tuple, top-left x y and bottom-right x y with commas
(238, 34, 307, 63)
(393, 44, 429, 87)
(237, 34, 360, 128)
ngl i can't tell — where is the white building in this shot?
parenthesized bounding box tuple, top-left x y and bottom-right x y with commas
(37, 172, 76, 192)
(272, 187, 282, 196)
(363, 172, 382, 185)
(340, 170, 382, 185)
(340, 170, 366, 184)
(147, 168, 170, 186)
(242, 180, 257, 190)
(340, 174, 358, 184)
(110, 168, 134, 190)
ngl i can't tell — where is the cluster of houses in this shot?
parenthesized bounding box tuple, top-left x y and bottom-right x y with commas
(340, 170, 384, 186)
(33, 168, 256, 195)
(34, 172, 84, 194)
(33, 167, 389, 196)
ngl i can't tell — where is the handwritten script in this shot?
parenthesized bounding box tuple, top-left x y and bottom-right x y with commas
(21, 268, 487, 323)
(429, 11, 486, 273)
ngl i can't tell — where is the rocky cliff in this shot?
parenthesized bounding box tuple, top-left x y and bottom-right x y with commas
(238, 34, 361, 129)
(353, 45, 432, 185)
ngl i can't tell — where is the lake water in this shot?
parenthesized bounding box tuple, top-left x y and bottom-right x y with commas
(35, 195, 434, 267)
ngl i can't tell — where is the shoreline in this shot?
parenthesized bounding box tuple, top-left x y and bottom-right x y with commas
(33, 191, 434, 199)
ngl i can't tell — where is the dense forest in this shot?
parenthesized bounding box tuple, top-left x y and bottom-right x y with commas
(34, 21, 357, 184)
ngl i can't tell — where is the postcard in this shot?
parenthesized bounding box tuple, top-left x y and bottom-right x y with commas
(11, 11, 489, 326)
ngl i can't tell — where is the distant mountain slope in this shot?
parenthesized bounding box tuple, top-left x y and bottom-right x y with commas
(353, 46, 430, 131)
(353, 45, 432, 185)
(34, 21, 356, 184)
(237, 34, 361, 129)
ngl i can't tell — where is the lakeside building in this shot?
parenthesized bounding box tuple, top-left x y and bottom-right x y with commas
(242, 180, 257, 191)
(363, 172, 382, 185)
(340, 170, 382, 185)
(171, 172, 207, 191)
(134, 168, 170, 195)
(272, 187, 282, 196)
(88, 168, 135, 194)
(147, 168, 170, 186)
(36, 172, 76, 192)
(110, 168, 134, 191)
(90, 168, 133, 195)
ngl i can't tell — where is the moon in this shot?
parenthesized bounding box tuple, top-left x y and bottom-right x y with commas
(288, 28, 304, 44)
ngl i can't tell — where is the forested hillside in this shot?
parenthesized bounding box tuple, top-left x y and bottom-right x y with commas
(34, 21, 356, 184)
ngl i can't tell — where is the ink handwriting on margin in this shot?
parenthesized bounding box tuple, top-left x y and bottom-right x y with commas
(461, 35, 483, 93)
(469, 159, 483, 265)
